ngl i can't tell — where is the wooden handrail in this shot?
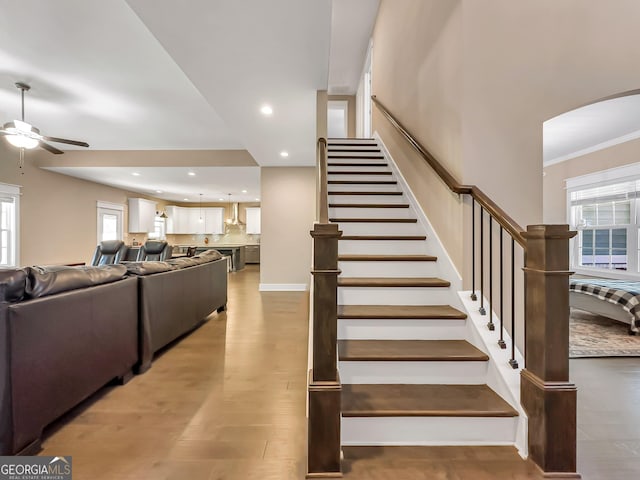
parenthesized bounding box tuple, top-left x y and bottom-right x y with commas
(371, 95, 526, 247)
(317, 137, 329, 223)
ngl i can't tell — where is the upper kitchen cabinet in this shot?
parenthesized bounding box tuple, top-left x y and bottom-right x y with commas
(166, 206, 224, 234)
(245, 207, 261, 234)
(128, 198, 157, 233)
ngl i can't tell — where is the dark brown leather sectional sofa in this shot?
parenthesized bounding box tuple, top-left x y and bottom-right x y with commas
(0, 251, 227, 456)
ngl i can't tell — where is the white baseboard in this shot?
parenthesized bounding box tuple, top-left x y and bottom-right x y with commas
(259, 283, 308, 291)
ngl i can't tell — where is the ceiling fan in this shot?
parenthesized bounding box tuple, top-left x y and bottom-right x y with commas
(0, 82, 89, 155)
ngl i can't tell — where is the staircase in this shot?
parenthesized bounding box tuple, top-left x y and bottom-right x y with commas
(327, 138, 519, 448)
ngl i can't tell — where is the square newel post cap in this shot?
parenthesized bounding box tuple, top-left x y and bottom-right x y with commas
(522, 225, 577, 272)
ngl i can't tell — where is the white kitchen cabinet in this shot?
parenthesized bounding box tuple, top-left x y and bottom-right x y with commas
(128, 198, 157, 233)
(165, 206, 224, 234)
(246, 207, 261, 234)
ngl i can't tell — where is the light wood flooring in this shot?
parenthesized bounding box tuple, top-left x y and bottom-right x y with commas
(38, 265, 640, 479)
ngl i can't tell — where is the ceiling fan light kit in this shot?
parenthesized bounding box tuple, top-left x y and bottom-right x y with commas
(0, 82, 90, 158)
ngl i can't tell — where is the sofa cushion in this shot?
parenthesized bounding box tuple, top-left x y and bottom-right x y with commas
(26, 265, 128, 299)
(166, 258, 200, 269)
(124, 261, 175, 276)
(194, 249, 223, 261)
(0, 268, 27, 302)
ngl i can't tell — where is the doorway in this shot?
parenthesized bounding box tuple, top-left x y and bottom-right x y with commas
(327, 100, 349, 138)
(97, 201, 124, 242)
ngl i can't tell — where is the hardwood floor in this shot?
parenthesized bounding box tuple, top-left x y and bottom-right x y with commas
(38, 266, 640, 479)
(40, 265, 309, 479)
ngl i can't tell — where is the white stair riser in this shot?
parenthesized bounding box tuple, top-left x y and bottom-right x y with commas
(330, 207, 413, 219)
(328, 174, 395, 182)
(339, 287, 456, 305)
(328, 147, 381, 152)
(338, 318, 467, 340)
(339, 261, 440, 278)
(341, 416, 518, 446)
(329, 194, 406, 204)
(327, 183, 400, 192)
(336, 222, 423, 236)
(339, 240, 428, 255)
(339, 361, 488, 384)
(328, 165, 389, 172)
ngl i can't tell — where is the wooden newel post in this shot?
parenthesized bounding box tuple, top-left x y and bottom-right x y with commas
(307, 222, 342, 478)
(521, 225, 580, 478)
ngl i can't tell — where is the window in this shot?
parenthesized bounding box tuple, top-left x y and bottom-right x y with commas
(97, 201, 124, 243)
(0, 183, 20, 267)
(568, 175, 640, 274)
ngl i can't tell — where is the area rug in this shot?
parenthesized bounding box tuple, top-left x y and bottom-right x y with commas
(570, 309, 640, 358)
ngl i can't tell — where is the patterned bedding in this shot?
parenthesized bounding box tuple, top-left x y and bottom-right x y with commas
(570, 279, 640, 332)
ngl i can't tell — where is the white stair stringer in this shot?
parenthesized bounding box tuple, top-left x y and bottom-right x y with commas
(341, 416, 519, 446)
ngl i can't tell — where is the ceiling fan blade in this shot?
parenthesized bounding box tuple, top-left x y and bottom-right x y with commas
(39, 141, 64, 154)
(42, 136, 89, 148)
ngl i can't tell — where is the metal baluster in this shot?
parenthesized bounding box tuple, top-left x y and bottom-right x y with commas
(509, 237, 518, 369)
(470, 198, 477, 301)
(479, 207, 486, 315)
(487, 216, 495, 330)
(498, 227, 506, 348)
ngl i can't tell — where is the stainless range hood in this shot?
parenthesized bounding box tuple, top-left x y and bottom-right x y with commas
(227, 202, 245, 226)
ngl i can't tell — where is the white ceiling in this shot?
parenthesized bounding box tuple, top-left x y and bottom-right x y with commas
(44, 166, 261, 203)
(328, 0, 380, 94)
(0, 0, 379, 199)
(544, 93, 640, 166)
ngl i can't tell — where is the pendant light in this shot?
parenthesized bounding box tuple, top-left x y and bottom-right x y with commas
(198, 193, 204, 223)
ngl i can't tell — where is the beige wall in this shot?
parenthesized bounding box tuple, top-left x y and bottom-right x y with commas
(372, 0, 465, 269)
(543, 138, 640, 223)
(372, 0, 640, 276)
(0, 142, 164, 266)
(260, 167, 316, 288)
(328, 94, 357, 138)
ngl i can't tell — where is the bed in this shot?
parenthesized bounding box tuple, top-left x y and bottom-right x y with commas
(569, 278, 640, 334)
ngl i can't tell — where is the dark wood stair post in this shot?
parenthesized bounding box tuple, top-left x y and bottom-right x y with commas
(520, 224, 580, 478)
(307, 222, 343, 478)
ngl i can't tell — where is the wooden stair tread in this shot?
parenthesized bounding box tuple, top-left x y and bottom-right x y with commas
(340, 235, 427, 241)
(338, 277, 450, 287)
(328, 171, 392, 175)
(330, 218, 416, 223)
(330, 203, 409, 208)
(328, 191, 403, 196)
(342, 384, 518, 417)
(328, 155, 385, 159)
(328, 180, 397, 184)
(338, 254, 436, 261)
(338, 305, 467, 319)
(338, 340, 489, 362)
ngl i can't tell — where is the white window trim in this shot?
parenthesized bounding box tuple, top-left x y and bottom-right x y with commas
(0, 183, 21, 267)
(566, 163, 640, 279)
(96, 200, 125, 243)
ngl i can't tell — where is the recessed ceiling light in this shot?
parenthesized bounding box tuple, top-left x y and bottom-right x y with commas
(183, 198, 189, 201)
(155, 190, 163, 193)
(219, 198, 224, 201)
(188, 171, 196, 176)
(242, 189, 247, 193)
(280, 151, 289, 158)
(255, 198, 260, 201)
(132, 172, 141, 176)
(260, 104, 273, 116)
